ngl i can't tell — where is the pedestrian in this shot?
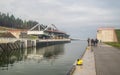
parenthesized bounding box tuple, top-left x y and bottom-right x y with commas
(95, 38, 98, 46)
(91, 39, 94, 46)
(93, 39, 95, 46)
(87, 38, 90, 46)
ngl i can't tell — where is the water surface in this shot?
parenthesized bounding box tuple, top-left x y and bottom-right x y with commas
(0, 41, 87, 75)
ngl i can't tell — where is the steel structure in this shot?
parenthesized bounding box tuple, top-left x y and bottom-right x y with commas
(27, 24, 69, 39)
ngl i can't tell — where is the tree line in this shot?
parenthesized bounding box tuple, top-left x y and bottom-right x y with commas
(0, 12, 38, 29)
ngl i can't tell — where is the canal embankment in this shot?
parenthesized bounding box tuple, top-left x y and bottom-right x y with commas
(0, 38, 71, 51)
(70, 42, 120, 75)
(72, 46, 96, 75)
(36, 39, 70, 48)
(0, 42, 21, 51)
(66, 43, 87, 75)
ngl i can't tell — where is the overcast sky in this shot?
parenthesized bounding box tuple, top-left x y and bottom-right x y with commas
(0, 0, 120, 39)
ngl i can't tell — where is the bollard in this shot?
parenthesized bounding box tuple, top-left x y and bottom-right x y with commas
(77, 59, 83, 65)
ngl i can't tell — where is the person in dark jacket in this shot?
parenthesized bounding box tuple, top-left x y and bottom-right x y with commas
(87, 38, 90, 46)
(95, 38, 98, 46)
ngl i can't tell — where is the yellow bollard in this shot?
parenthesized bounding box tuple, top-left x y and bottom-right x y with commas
(86, 47, 90, 50)
(77, 59, 83, 65)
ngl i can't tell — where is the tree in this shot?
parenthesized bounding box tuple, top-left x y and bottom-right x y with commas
(0, 12, 39, 29)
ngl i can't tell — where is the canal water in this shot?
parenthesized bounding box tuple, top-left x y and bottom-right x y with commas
(0, 41, 87, 75)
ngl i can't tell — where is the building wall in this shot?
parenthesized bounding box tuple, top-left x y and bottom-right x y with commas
(10, 31, 21, 38)
(97, 28, 117, 42)
(9, 30, 27, 39)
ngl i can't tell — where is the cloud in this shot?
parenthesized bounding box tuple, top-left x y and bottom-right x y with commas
(0, 0, 120, 38)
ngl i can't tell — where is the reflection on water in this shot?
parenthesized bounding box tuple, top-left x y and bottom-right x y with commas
(0, 44, 64, 70)
(0, 48, 24, 70)
(0, 41, 87, 75)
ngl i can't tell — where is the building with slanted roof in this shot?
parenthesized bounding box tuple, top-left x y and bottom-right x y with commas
(97, 27, 118, 42)
(27, 24, 69, 39)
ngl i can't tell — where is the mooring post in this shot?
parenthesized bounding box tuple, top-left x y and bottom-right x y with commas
(24, 40, 27, 48)
(32, 40, 36, 47)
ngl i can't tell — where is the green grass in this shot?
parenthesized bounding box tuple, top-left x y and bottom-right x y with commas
(115, 29, 120, 42)
(105, 29, 120, 48)
(29, 35, 38, 39)
(105, 42, 120, 48)
(0, 26, 11, 31)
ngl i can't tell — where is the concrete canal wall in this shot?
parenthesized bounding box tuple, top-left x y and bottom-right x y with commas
(0, 39, 71, 51)
(36, 39, 70, 48)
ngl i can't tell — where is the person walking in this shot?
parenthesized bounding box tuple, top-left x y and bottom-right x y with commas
(87, 38, 90, 46)
(95, 38, 98, 46)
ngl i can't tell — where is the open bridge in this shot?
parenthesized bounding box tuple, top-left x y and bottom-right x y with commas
(27, 24, 69, 39)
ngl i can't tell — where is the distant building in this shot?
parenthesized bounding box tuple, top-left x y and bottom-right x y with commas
(97, 27, 118, 42)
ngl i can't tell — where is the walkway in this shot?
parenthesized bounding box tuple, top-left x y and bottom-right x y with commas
(94, 43, 120, 75)
(72, 46, 96, 75)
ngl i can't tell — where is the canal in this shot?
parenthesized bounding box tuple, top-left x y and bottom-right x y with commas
(0, 41, 87, 75)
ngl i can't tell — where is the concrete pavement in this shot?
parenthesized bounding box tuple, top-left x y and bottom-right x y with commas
(94, 43, 120, 75)
(72, 43, 120, 75)
(72, 46, 96, 75)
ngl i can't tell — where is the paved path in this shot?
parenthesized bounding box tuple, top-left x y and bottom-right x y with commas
(94, 43, 120, 75)
(72, 46, 96, 75)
